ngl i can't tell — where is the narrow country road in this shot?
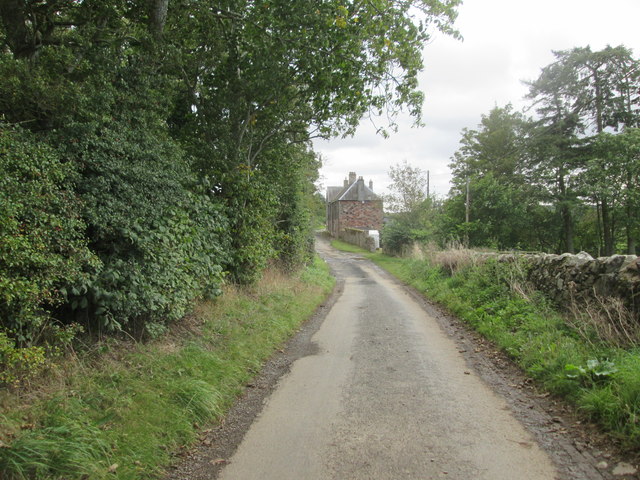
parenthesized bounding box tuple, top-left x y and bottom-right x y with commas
(168, 235, 615, 480)
(212, 237, 601, 480)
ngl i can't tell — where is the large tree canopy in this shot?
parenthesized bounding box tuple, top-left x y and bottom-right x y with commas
(0, 0, 461, 347)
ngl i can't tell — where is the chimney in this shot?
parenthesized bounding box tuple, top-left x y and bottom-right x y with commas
(369, 180, 373, 190)
(349, 172, 356, 184)
(343, 177, 348, 187)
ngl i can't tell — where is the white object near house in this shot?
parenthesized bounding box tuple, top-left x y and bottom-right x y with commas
(368, 230, 380, 250)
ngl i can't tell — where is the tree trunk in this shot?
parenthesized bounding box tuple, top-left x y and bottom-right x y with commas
(561, 204, 574, 253)
(0, 0, 37, 59)
(594, 68, 604, 133)
(558, 173, 574, 253)
(628, 236, 637, 255)
(627, 194, 637, 254)
(601, 198, 614, 255)
(595, 201, 603, 256)
(149, 0, 169, 39)
(464, 177, 470, 247)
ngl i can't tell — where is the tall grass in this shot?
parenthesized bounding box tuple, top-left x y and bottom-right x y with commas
(566, 294, 640, 349)
(0, 256, 334, 479)
(0, 422, 112, 479)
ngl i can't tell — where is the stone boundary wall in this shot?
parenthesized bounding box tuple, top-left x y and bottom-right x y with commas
(496, 252, 640, 313)
(339, 228, 377, 252)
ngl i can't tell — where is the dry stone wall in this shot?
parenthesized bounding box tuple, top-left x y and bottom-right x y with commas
(498, 252, 640, 313)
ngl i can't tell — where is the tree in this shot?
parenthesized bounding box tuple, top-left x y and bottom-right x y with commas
(582, 130, 640, 254)
(526, 45, 640, 254)
(385, 160, 430, 214)
(0, 0, 463, 344)
(382, 160, 439, 253)
(449, 104, 528, 187)
(523, 117, 582, 253)
(163, 0, 461, 279)
(446, 105, 551, 250)
(440, 46, 639, 255)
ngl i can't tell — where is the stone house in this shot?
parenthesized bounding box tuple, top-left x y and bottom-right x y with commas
(326, 172, 383, 237)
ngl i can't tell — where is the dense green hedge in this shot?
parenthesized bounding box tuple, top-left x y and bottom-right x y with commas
(0, 125, 97, 343)
(0, 126, 98, 383)
(54, 122, 230, 336)
(0, 121, 234, 381)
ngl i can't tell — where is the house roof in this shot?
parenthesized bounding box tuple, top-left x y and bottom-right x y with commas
(327, 177, 380, 203)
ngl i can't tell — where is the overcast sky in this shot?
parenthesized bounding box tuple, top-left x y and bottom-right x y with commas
(314, 0, 640, 199)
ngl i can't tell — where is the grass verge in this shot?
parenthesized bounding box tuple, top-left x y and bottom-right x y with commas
(0, 256, 335, 480)
(330, 239, 640, 450)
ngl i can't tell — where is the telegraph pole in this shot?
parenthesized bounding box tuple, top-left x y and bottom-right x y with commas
(465, 177, 470, 247)
(465, 177, 470, 224)
(426, 170, 430, 199)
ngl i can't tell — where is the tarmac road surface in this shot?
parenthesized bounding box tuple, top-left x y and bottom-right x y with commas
(216, 237, 571, 480)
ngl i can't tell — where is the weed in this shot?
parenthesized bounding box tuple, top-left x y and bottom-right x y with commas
(0, 422, 111, 479)
(0, 333, 46, 386)
(427, 248, 485, 276)
(565, 359, 618, 386)
(329, 238, 368, 254)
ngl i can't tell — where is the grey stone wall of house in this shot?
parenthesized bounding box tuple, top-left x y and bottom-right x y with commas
(496, 252, 640, 313)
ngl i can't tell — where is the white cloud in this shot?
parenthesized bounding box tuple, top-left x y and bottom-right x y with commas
(315, 0, 640, 199)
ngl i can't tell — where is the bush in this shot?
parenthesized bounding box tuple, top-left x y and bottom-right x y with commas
(0, 332, 46, 386)
(0, 125, 98, 346)
(381, 220, 414, 255)
(222, 167, 277, 285)
(55, 122, 230, 335)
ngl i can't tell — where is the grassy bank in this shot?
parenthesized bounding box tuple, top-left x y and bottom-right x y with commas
(331, 239, 640, 450)
(0, 257, 334, 480)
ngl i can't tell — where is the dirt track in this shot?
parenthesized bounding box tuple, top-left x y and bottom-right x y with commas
(166, 236, 632, 480)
